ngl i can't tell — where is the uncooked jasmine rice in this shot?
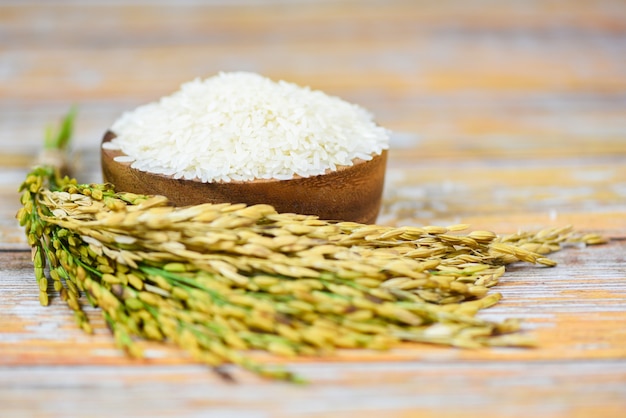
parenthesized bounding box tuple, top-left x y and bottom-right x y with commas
(103, 72, 389, 182)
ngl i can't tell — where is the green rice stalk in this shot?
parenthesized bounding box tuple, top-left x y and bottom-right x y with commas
(17, 110, 607, 382)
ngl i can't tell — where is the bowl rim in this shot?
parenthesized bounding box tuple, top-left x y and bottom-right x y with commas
(102, 130, 385, 185)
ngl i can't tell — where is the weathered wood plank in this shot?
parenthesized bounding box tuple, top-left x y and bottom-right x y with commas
(1, 0, 625, 417)
(1, 360, 626, 418)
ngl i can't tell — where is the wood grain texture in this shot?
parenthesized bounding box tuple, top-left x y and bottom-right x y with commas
(101, 132, 388, 224)
(1, 0, 625, 417)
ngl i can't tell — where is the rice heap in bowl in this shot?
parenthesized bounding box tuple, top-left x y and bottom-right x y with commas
(103, 72, 389, 183)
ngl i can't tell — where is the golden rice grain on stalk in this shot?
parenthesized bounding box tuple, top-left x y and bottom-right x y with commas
(18, 111, 609, 382)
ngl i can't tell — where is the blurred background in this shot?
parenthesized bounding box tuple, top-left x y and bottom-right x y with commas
(2, 3, 626, 415)
(1, 0, 625, 229)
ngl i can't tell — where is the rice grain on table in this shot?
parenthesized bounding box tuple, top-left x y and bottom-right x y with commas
(103, 72, 390, 183)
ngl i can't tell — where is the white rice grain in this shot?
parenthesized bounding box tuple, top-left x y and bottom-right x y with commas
(106, 72, 389, 183)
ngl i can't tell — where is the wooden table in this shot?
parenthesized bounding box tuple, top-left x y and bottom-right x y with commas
(1, 1, 625, 417)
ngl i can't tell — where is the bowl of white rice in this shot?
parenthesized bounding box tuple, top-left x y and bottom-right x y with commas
(101, 72, 389, 223)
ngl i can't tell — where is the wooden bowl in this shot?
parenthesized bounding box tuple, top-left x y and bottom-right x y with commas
(101, 131, 387, 224)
